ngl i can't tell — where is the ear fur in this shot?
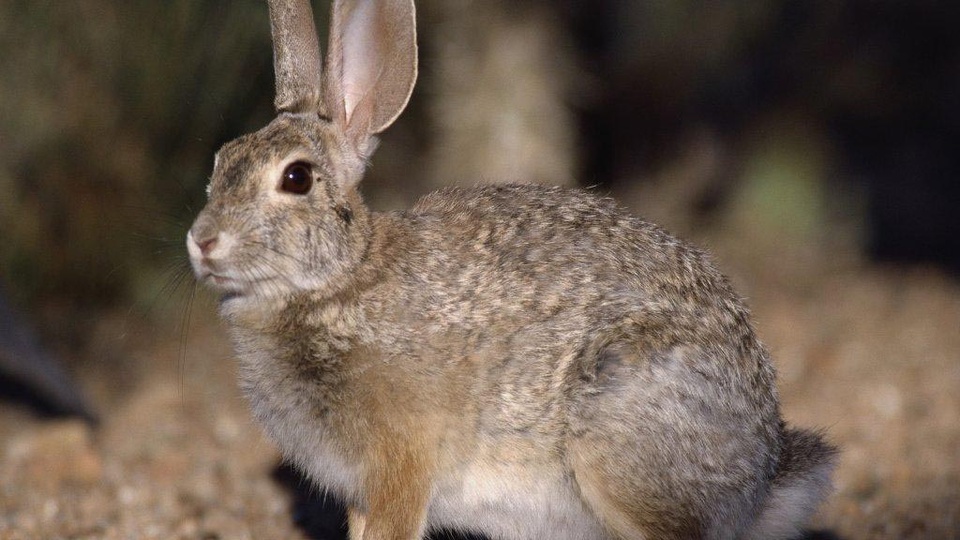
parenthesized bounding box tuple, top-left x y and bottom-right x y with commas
(324, 0, 418, 141)
(268, 0, 324, 113)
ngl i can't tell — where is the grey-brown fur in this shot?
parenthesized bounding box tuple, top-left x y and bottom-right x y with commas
(187, 1, 836, 539)
(268, 0, 324, 113)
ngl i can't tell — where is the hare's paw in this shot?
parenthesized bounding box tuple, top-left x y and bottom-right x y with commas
(347, 506, 367, 540)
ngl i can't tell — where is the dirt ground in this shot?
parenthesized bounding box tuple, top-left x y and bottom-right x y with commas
(1, 241, 959, 539)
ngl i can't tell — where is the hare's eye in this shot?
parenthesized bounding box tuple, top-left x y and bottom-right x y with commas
(281, 161, 313, 194)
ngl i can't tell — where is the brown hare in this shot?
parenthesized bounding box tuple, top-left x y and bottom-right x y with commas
(187, 1, 836, 538)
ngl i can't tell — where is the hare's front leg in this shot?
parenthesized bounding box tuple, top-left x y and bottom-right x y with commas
(355, 439, 434, 540)
(347, 506, 367, 540)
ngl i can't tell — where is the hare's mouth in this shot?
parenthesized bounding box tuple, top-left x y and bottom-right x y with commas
(198, 271, 247, 294)
(200, 270, 289, 301)
(210, 274, 237, 287)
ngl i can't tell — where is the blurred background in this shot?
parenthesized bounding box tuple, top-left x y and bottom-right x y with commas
(1, 1, 958, 538)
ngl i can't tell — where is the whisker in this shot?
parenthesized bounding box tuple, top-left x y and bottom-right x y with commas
(119, 203, 187, 227)
(134, 262, 194, 320)
(247, 238, 314, 267)
(177, 279, 199, 406)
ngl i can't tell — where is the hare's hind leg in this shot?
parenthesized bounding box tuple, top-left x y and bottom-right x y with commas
(569, 441, 700, 540)
(568, 344, 774, 540)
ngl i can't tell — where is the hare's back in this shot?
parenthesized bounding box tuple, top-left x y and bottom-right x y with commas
(409, 184, 723, 302)
(403, 183, 767, 385)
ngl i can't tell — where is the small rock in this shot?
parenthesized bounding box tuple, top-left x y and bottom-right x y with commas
(4, 420, 102, 490)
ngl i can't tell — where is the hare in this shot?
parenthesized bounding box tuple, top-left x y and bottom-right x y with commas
(187, 1, 837, 539)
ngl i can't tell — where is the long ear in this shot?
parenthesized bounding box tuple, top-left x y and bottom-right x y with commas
(325, 0, 418, 140)
(268, 0, 324, 113)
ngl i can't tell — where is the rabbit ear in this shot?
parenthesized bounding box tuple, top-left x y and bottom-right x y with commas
(268, 0, 324, 113)
(324, 0, 418, 140)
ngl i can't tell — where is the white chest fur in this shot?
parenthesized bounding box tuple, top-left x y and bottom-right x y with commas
(428, 461, 606, 540)
(228, 317, 363, 503)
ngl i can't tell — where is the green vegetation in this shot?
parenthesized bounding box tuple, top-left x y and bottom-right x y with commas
(0, 1, 275, 309)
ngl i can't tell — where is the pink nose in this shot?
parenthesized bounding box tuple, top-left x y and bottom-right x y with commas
(194, 233, 219, 256)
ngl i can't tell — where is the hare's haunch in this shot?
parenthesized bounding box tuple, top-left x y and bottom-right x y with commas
(187, 1, 836, 539)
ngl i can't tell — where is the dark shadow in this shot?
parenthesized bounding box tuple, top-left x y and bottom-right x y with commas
(272, 463, 348, 540)
(0, 373, 95, 424)
(0, 290, 97, 424)
(430, 531, 487, 540)
(802, 530, 844, 540)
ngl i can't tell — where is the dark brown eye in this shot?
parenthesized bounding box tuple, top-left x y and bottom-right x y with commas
(281, 161, 313, 194)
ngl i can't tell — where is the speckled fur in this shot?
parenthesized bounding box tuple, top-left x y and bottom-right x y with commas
(188, 2, 836, 539)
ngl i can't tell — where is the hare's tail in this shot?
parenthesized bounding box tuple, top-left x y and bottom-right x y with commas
(743, 427, 838, 540)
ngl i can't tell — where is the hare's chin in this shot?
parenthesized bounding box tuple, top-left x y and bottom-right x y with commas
(196, 271, 249, 295)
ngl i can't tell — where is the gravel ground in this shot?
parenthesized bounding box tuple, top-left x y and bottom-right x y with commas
(1, 248, 958, 539)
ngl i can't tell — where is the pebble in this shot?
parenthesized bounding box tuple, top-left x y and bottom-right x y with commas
(4, 420, 102, 490)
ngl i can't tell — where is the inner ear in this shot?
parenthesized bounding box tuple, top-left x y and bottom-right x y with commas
(324, 0, 418, 141)
(340, 0, 380, 125)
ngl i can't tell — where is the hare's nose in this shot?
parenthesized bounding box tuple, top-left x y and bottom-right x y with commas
(188, 224, 221, 258)
(195, 234, 219, 256)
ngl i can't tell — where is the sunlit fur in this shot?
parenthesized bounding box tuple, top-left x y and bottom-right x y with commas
(189, 114, 370, 306)
(187, 1, 836, 539)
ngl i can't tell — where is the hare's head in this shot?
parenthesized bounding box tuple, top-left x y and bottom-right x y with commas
(188, 0, 417, 302)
